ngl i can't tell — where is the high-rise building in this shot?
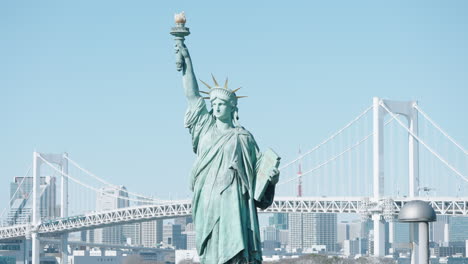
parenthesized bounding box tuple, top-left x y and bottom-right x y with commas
(431, 215, 450, 245)
(175, 216, 193, 232)
(343, 239, 360, 256)
(262, 226, 278, 242)
(94, 186, 129, 244)
(310, 213, 337, 252)
(360, 219, 373, 240)
(142, 220, 163, 247)
(95, 186, 129, 210)
(338, 221, 350, 244)
(123, 223, 141, 245)
(8, 176, 57, 225)
(450, 217, 468, 243)
(269, 213, 288, 230)
(133, 198, 163, 247)
(348, 220, 362, 240)
(163, 224, 186, 249)
(278, 229, 289, 248)
(288, 213, 337, 252)
(288, 213, 303, 251)
(393, 222, 410, 244)
(82, 229, 95, 244)
(184, 223, 196, 250)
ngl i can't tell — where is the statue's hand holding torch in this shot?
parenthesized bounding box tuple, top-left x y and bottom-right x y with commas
(170, 12, 190, 72)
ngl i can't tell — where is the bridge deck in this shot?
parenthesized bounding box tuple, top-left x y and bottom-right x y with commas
(1, 197, 467, 240)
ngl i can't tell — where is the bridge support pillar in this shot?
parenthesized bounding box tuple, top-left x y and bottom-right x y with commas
(32, 152, 41, 264)
(24, 234, 31, 264)
(31, 232, 40, 264)
(372, 98, 386, 257)
(388, 221, 394, 254)
(372, 214, 385, 257)
(61, 234, 68, 264)
(61, 153, 69, 264)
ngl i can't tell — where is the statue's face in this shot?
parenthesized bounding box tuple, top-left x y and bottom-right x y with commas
(211, 98, 233, 122)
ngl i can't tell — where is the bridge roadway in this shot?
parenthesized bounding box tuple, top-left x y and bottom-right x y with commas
(1, 196, 467, 240)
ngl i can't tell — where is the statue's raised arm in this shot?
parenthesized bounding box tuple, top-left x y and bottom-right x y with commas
(171, 12, 200, 107)
(169, 12, 280, 264)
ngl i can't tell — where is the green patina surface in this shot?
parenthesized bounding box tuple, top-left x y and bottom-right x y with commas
(171, 15, 280, 264)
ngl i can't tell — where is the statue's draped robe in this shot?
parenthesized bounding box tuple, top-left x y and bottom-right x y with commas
(185, 98, 275, 264)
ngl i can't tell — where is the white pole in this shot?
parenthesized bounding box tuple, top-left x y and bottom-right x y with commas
(24, 233, 30, 264)
(373, 97, 384, 199)
(372, 214, 385, 257)
(372, 97, 385, 257)
(409, 102, 419, 198)
(61, 152, 68, 217)
(389, 221, 394, 253)
(61, 153, 69, 264)
(31, 232, 40, 264)
(32, 152, 41, 264)
(444, 219, 449, 245)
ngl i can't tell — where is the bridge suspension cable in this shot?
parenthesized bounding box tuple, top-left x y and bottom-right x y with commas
(0, 164, 32, 225)
(414, 104, 467, 155)
(38, 155, 170, 204)
(279, 105, 373, 171)
(278, 115, 396, 186)
(64, 155, 158, 202)
(380, 101, 468, 183)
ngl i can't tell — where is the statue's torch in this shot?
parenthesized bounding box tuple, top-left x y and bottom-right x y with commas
(170, 12, 190, 71)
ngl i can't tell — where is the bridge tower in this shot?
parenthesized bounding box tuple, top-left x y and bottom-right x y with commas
(297, 149, 303, 198)
(31, 152, 69, 264)
(372, 97, 419, 258)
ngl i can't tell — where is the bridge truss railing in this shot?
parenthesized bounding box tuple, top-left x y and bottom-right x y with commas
(1, 197, 467, 241)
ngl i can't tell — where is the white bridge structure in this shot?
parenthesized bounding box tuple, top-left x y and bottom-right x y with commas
(0, 97, 467, 264)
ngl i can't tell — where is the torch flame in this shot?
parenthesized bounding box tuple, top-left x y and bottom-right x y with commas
(174, 12, 186, 24)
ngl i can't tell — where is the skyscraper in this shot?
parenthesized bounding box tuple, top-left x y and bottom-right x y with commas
(262, 226, 278, 242)
(337, 221, 351, 244)
(393, 222, 410, 244)
(175, 216, 193, 232)
(449, 217, 468, 243)
(309, 213, 337, 251)
(123, 223, 141, 245)
(430, 215, 450, 245)
(94, 186, 129, 244)
(141, 220, 163, 247)
(288, 213, 304, 251)
(269, 213, 288, 230)
(8, 176, 57, 225)
(163, 223, 186, 249)
(184, 223, 196, 250)
(288, 213, 337, 252)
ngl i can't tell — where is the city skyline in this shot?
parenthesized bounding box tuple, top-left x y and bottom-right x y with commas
(3, 169, 468, 262)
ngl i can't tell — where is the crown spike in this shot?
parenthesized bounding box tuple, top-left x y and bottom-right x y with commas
(202, 97, 210, 99)
(236, 96, 248, 99)
(211, 74, 219, 87)
(199, 79, 212, 89)
(224, 78, 228, 89)
(199, 91, 210, 95)
(232, 87, 242, 93)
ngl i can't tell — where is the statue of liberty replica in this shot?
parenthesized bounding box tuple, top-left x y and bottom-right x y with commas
(171, 12, 281, 264)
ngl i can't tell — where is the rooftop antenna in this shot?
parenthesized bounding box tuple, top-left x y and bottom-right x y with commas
(297, 148, 303, 197)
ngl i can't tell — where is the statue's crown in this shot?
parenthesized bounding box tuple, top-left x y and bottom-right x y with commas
(199, 74, 247, 107)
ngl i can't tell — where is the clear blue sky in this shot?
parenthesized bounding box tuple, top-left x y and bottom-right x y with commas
(1, 1, 467, 207)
